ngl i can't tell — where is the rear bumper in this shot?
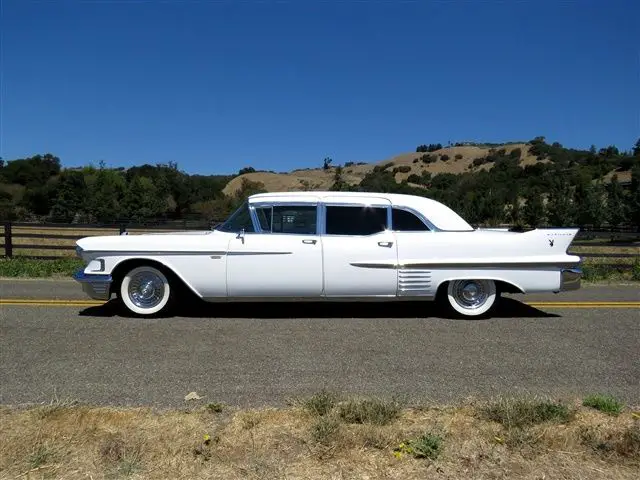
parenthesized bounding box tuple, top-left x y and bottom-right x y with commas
(73, 270, 113, 301)
(559, 268, 581, 291)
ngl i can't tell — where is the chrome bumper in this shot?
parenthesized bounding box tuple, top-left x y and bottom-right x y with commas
(73, 270, 113, 301)
(560, 268, 581, 291)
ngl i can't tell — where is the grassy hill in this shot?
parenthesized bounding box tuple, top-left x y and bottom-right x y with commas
(223, 143, 549, 195)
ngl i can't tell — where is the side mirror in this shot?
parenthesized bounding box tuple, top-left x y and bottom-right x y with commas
(237, 228, 245, 244)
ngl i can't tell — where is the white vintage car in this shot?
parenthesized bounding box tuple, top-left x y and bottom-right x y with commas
(74, 191, 582, 317)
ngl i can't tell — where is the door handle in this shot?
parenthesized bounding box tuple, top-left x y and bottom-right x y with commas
(302, 239, 317, 244)
(378, 241, 393, 247)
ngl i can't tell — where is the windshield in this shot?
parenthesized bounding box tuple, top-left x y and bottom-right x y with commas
(214, 202, 256, 233)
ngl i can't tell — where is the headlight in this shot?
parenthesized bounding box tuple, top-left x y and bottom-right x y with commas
(75, 246, 84, 258)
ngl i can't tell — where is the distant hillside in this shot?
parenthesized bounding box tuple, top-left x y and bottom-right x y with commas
(1, 137, 638, 228)
(223, 143, 548, 195)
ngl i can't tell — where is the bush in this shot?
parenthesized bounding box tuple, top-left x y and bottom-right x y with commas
(473, 157, 486, 167)
(510, 148, 522, 160)
(420, 154, 436, 164)
(412, 158, 419, 163)
(337, 398, 401, 426)
(392, 165, 411, 174)
(454, 154, 463, 160)
(440, 154, 450, 161)
(583, 394, 624, 415)
(407, 174, 421, 184)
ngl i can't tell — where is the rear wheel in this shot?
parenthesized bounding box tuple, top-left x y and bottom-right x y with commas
(445, 279, 498, 317)
(119, 265, 173, 316)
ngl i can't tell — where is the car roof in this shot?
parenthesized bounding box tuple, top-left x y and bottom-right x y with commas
(247, 191, 474, 231)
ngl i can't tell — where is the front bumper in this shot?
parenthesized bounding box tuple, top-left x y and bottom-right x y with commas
(73, 270, 113, 301)
(559, 268, 581, 291)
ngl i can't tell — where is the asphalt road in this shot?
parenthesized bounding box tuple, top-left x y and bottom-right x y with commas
(1, 279, 638, 408)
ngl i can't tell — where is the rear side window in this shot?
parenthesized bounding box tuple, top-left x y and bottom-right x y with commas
(325, 205, 388, 235)
(392, 208, 430, 231)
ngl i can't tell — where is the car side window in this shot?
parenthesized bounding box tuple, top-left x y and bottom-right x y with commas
(392, 208, 430, 231)
(325, 205, 388, 235)
(216, 202, 255, 233)
(256, 205, 317, 234)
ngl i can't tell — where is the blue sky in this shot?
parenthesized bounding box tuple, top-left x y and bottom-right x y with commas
(1, 0, 638, 175)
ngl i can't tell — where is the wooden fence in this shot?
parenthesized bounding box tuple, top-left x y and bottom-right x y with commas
(1, 221, 638, 267)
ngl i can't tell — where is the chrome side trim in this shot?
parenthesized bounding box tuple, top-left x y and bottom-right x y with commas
(79, 250, 228, 256)
(227, 251, 292, 256)
(351, 261, 582, 270)
(73, 270, 113, 301)
(398, 269, 432, 296)
(560, 268, 582, 291)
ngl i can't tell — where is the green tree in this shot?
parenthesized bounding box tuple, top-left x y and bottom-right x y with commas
(605, 175, 629, 226)
(523, 190, 546, 227)
(87, 169, 127, 222)
(123, 176, 167, 221)
(546, 183, 575, 226)
(574, 182, 606, 227)
(633, 138, 640, 157)
(50, 171, 87, 222)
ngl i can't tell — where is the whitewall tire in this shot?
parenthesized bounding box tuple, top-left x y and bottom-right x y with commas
(119, 265, 172, 316)
(446, 279, 497, 317)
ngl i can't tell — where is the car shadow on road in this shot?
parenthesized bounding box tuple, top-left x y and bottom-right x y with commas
(78, 297, 560, 320)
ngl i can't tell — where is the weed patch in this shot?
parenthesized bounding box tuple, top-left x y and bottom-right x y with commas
(337, 397, 401, 426)
(480, 397, 573, 429)
(583, 394, 624, 416)
(395, 432, 443, 460)
(301, 389, 337, 417)
(310, 416, 341, 445)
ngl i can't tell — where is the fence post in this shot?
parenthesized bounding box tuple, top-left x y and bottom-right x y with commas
(3, 222, 12, 258)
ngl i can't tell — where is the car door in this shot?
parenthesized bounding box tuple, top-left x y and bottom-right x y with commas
(320, 196, 398, 297)
(226, 202, 323, 298)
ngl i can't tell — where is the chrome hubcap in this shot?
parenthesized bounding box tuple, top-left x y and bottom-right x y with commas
(128, 271, 165, 309)
(453, 280, 488, 309)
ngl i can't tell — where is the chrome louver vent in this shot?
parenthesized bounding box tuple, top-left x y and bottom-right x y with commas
(398, 269, 432, 296)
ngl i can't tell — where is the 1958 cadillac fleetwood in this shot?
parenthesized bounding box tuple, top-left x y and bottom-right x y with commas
(74, 191, 582, 317)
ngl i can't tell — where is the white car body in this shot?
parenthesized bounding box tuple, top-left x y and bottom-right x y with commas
(74, 191, 582, 317)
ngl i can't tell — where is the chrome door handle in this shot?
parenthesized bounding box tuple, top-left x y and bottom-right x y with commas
(378, 241, 393, 247)
(302, 239, 317, 244)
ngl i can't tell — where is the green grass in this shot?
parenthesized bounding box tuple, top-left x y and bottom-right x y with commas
(582, 394, 624, 416)
(0, 257, 83, 277)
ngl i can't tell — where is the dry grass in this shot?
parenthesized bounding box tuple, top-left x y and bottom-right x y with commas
(1, 395, 639, 479)
(221, 144, 550, 195)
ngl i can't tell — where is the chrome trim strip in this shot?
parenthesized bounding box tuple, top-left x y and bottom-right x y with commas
(227, 251, 292, 256)
(80, 250, 228, 256)
(351, 261, 582, 269)
(73, 270, 113, 283)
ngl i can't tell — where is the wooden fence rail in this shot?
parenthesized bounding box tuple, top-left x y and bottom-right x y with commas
(1, 221, 638, 267)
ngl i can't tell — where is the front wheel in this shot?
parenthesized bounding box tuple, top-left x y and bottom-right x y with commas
(119, 265, 174, 316)
(445, 279, 498, 317)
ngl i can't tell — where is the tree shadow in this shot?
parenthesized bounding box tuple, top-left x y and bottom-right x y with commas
(78, 296, 560, 320)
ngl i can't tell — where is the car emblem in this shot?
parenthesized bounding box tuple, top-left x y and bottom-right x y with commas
(549, 239, 554, 247)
